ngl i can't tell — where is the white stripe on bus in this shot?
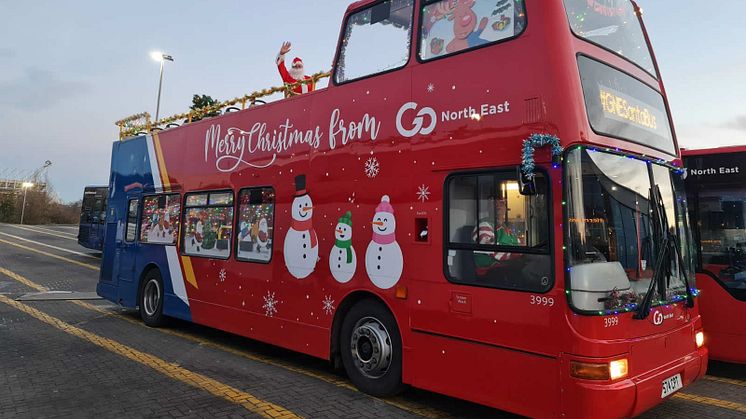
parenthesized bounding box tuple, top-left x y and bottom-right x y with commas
(165, 246, 189, 306)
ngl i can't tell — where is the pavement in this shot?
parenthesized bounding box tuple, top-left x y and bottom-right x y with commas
(1, 223, 746, 418)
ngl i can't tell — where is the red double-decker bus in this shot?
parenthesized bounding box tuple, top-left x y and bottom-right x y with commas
(683, 145, 746, 363)
(99, 1, 706, 417)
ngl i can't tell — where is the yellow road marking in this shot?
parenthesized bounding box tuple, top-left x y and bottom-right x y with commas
(0, 267, 47, 292)
(7, 224, 78, 240)
(0, 238, 100, 271)
(674, 392, 746, 414)
(0, 294, 300, 419)
(0, 267, 444, 418)
(704, 375, 746, 387)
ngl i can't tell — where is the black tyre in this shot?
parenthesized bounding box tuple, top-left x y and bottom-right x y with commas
(139, 269, 167, 327)
(340, 299, 404, 397)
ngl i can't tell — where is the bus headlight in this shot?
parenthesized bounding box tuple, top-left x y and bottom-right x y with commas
(609, 359, 629, 380)
(570, 358, 628, 381)
(695, 330, 705, 348)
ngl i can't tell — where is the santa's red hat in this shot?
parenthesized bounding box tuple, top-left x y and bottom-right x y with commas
(292, 57, 303, 65)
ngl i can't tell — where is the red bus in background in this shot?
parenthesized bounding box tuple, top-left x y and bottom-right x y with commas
(684, 146, 746, 363)
(99, 1, 706, 417)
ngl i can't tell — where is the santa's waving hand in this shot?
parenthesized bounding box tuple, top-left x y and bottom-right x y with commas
(276, 41, 314, 95)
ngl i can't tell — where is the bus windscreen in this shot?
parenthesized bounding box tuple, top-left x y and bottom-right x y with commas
(578, 55, 675, 156)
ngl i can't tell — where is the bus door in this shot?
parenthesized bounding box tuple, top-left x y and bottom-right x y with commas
(116, 198, 141, 286)
(90, 192, 106, 249)
(408, 169, 556, 407)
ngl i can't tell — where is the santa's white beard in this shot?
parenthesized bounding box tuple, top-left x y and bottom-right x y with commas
(289, 66, 305, 80)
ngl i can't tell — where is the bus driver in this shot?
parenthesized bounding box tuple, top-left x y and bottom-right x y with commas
(472, 196, 520, 275)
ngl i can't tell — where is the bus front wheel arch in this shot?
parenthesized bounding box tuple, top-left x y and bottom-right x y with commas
(337, 297, 404, 397)
(138, 266, 167, 327)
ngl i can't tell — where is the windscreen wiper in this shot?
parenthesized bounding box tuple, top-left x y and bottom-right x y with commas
(635, 187, 667, 320)
(635, 186, 695, 320)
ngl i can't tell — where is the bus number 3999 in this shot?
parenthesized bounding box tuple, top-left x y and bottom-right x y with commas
(530, 295, 555, 306)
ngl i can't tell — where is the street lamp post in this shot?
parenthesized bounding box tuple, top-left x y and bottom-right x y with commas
(150, 51, 174, 122)
(20, 182, 34, 225)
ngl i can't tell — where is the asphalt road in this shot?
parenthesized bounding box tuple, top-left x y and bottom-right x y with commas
(1, 223, 745, 418)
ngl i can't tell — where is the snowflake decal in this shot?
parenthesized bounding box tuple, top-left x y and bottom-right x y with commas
(427, 83, 435, 93)
(364, 157, 380, 178)
(417, 184, 431, 202)
(218, 268, 227, 282)
(322, 295, 335, 315)
(262, 291, 279, 317)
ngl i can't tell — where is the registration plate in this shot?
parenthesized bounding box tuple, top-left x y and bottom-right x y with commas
(661, 373, 683, 398)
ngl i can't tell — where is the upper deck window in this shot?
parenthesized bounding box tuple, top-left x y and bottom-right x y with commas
(564, 0, 656, 76)
(419, 0, 526, 61)
(335, 0, 414, 83)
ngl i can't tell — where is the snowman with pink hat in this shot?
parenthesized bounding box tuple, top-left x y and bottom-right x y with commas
(365, 195, 403, 289)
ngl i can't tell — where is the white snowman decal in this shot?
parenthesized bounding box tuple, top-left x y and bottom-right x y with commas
(283, 175, 319, 279)
(365, 195, 403, 289)
(329, 211, 356, 283)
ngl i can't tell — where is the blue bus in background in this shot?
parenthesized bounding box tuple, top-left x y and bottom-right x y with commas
(78, 186, 108, 251)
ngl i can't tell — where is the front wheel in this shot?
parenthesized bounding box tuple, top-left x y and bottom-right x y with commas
(340, 299, 404, 397)
(139, 269, 167, 327)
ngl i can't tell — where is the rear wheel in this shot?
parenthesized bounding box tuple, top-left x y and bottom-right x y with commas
(139, 269, 167, 327)
(340, 299, 404, 396)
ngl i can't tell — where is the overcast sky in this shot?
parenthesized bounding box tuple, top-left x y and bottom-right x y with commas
(1, 0, 744, 202)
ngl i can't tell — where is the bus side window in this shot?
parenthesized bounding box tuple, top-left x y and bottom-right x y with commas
(182, 191, 234, 259)
(445, 171, 551, 292)
(236, 187, 275, 263)
(140, 194, 181, 245)
(334, 0, 414, 83)
(125, 199, 139, 243)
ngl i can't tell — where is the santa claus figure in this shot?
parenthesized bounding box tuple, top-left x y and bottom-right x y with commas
(276, 41, 314, 95)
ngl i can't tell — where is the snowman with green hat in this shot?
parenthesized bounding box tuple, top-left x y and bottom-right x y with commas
(329, 211, 356, 283)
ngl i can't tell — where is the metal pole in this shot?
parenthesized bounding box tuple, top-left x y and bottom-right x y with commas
(20, 187, 28, 225)
(155, 59, 164, 122)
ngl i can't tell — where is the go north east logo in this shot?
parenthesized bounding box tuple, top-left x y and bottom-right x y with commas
(396, 100, 511, 138)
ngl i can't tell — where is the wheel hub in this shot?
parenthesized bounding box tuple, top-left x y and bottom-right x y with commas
(350, 317, 392, 378)
(143, 279, 161, 317)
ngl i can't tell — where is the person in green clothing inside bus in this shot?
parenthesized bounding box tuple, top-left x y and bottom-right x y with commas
(472, 196, 520, 275)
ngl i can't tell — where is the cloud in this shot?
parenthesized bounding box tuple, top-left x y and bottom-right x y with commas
(722, 115, 746, 131)
(0, 67, 90, 110)
(0, 48, 15, 60)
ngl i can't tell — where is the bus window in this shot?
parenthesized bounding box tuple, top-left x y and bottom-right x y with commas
(182, 191, 234, 259)
(334, 0, 414, 83)
(140, 194, 181, 245)
(563, 0, 656, 76)
(419, 0, 527, 61)
(236, 187, 275, 263)
(693, 186, 746, 285)
(446, 171, 551, 292)
(125, 199, 139, 243)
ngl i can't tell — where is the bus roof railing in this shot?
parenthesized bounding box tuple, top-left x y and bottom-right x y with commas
(115, 71, 332, 141)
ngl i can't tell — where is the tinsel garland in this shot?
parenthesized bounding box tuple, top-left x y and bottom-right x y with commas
(521, 133, 564, 180)
(116, 71, 331, 139)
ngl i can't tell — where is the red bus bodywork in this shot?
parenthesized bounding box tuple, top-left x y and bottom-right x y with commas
(99, 1, 707, 417)
(683, 145, 746, 363)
